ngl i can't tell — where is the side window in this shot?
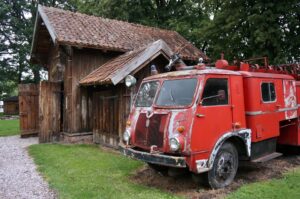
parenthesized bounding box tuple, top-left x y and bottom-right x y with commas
(201, 78, 229, 106)
(261, 82, 276, 102)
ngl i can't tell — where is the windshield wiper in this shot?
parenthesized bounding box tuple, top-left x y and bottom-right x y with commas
(169, 89, 175, 102)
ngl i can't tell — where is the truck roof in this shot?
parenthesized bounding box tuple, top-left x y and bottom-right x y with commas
(144, 68, 295, 81)
(144, 69, 241, 80)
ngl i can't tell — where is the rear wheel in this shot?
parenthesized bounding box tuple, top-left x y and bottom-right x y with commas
(207, 142, 238, 189)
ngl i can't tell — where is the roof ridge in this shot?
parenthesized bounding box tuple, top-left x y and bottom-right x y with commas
(41, 5, 177, 34)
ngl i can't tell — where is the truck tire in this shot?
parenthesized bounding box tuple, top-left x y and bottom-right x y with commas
(148, 163, 168, 176)
(207, 142, 238, 189)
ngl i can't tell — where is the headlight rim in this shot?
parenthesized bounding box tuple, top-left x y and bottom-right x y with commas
(169, 137, 180, 151)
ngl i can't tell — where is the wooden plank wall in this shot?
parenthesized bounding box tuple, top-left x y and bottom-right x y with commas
(66, 48, 120, 133)
(47, 44, 62, 81)
(93, 88, 119, 146)
(19, 84, 39, 137)
(92, 83, 144, 147)
(39, 81, 61, 143)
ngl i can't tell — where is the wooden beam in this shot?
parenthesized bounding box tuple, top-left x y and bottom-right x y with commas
(131, 51, 168, 76)
(30, 8, 41, 56)
(110, 39, 173, 85)
(38, 5, 57, 44)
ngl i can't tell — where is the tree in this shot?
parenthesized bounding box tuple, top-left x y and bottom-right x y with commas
(1, 0, 298, 98)
(200, 0, 300, 64)
(0, 0, 73, 97)
(73, 0, 300, 64)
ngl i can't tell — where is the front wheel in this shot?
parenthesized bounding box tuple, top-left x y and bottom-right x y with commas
(207, 142, 238, 189)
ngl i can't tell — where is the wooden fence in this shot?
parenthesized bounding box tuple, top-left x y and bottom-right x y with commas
(19, 84, 39, 137)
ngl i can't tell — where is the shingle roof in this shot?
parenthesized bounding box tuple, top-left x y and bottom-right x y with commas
(35, 5, 207, 61)
(80, 40, 173, 85)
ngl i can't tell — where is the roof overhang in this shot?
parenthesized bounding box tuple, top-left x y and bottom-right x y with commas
(111, 39, 173, 85)
(80, 39, 173, 86)
(30, 5, 58, 64)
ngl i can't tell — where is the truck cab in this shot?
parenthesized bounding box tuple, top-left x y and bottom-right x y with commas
(120, 56, 300, 188)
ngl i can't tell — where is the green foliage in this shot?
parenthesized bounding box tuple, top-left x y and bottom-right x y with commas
(72, 0, 300, 64)
(201, 0, 300, 63)
(1, 0, 299, 97)
(29, 144, 180, 199)
(0, 0, 73, 97)
(0, 119, 20, 137)
(227, 168, 300, 199)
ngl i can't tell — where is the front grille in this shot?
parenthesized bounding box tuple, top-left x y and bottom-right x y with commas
(135, 113, 168, 148)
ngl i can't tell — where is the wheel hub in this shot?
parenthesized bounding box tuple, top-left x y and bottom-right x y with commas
(216, 152, 234, 180)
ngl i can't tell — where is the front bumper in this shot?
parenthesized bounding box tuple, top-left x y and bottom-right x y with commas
(119, 144, 186, 168)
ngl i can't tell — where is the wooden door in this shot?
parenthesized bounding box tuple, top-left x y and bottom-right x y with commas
(39, 81, 62, 143)
(93, 90, 119, 146)
(19, 84, 39, 137)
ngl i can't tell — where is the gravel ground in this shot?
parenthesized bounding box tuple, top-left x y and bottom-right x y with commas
(0, 136, 56, 199)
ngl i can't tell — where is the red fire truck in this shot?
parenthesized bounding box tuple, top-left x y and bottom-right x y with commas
(120, 54, 300, 188)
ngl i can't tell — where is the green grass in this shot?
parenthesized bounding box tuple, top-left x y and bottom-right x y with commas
(0, 119, 20, 136)
(29, 144, 180, 199)
(228, 168, 300, 199)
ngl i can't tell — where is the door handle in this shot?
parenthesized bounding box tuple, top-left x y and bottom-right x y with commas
(196, 114, 205, 118)
(276, 104, 281, 109)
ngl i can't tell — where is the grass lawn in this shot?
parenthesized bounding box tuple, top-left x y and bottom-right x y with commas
(29, 144, 180, 199)
(0, 119, 20, 136)
(228, 168, 300, 199)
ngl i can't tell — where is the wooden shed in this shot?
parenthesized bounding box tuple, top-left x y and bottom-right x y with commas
(3, 96, 19, 115)
(28, 5, 207, 145)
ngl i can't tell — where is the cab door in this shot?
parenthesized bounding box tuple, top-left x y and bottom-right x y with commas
(191, 76, 233, 152)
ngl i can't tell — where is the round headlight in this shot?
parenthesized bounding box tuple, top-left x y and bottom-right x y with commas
(123, 130, 131, 142)
(125, 75, 137, 87)
(169, 137, 180, 151)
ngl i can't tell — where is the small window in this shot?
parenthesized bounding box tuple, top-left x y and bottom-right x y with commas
(201, 78, 229, 106)
(261, 82, 276, 102)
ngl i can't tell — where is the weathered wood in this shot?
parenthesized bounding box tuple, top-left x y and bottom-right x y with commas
(3, 101, 19, 115)
(67, 48, 119, 133)
(19, 84, 39, 137)
(111, 39, 173, 85)
(48, 45, 62, 81)
(92, 89, 119, 146)
(30, 10, 41, 56)
(38, 5, 57, 43)
(39, 81, 61, 143)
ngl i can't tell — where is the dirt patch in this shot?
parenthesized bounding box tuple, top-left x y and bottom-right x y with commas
(131, 154, 300, 199)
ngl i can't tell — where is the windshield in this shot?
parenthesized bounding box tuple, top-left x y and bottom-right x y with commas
(156, 78, 198, 106)
(135, 81, 159, 107)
